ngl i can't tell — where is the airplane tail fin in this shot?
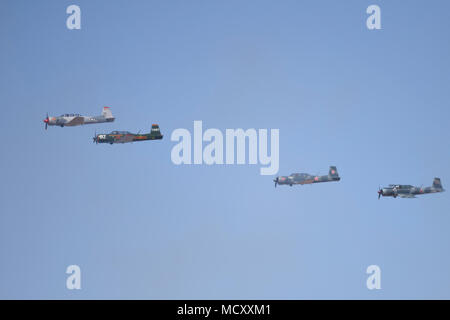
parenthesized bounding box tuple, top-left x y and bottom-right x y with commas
(329, 166, 339, 177)
(102, 107, 114, 119)
(150, 124, 163, 138)
(433, 177, 443, 189)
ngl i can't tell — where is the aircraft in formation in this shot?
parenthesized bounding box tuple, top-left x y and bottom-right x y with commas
(93, 124, 163, 144)
(377, 178, 444, 199)
(273, 165, 444, 199)
(43, 107, 114, 129)
(43, 107, 163, 144)
(273, 166, 340, 187)
(42, 109, 445, 200)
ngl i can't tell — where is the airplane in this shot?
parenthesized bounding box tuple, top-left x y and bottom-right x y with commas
(43, 107, 114, 129)
(378, 178, 445, 199)
(93, 124, 163, 144)
(273, 166, 340, 187)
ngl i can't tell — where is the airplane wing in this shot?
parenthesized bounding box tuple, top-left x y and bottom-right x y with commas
(398, 194, 416, 198)
(66, 116, 84, 126)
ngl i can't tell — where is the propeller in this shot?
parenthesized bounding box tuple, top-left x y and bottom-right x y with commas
(93, 130, 98, 144)
(274, 177, 279, 188)
(378, 187, 383, 199)
(43, 113, 49, 130)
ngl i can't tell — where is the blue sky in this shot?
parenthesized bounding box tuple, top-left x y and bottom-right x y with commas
(0, 0, 449, 299)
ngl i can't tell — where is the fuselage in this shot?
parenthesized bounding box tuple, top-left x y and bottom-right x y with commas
(379, 185, 444, 198)
(44, 114, 114, 127)
(43, 107, 115, 129)
(275, 173, 340, 186)
(94, 129, 163, 144)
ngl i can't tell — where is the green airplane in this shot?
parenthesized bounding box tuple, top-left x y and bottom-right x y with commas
(93, 124, 163, 144)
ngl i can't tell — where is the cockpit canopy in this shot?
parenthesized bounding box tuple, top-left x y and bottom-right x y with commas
(110, 131, 130, 134)
(60, 113, 81, 117)
(388, 184, 414, 189)
(291, 173, 311, 178)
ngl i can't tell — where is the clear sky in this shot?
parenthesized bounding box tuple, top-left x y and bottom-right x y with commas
(1, 0, 449, 299)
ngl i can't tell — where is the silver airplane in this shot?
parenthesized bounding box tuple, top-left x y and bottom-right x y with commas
(378, 178, 445, 199)
(43, 107, 114, 129)
(274, 166, 340, 187)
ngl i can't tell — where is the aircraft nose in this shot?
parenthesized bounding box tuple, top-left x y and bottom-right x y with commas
(43, 118, 49, 123)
